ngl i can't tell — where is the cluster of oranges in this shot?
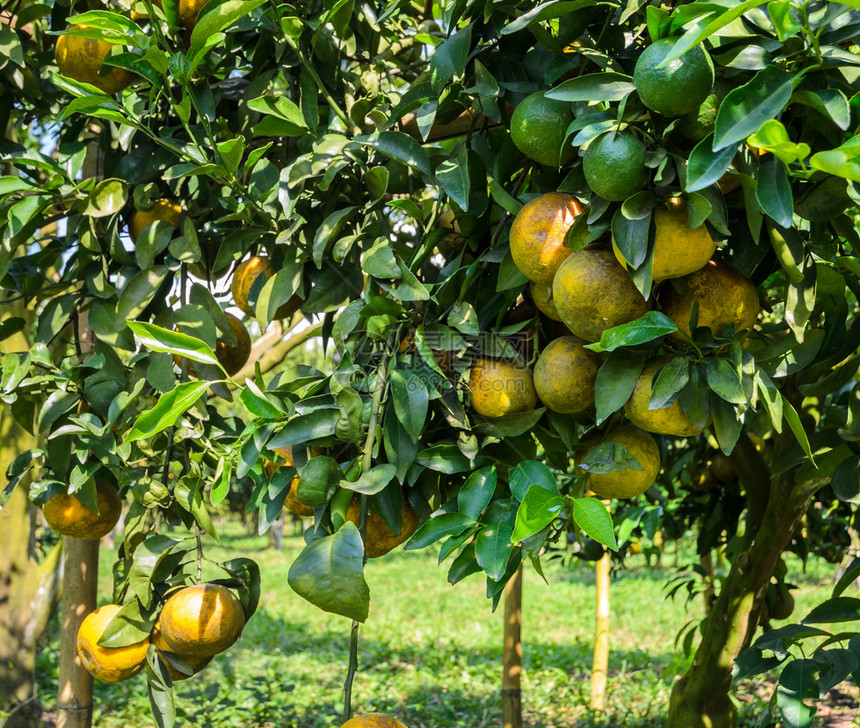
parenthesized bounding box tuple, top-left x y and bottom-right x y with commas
(468, 32, 763, 500)
(76, 583, 245, 684)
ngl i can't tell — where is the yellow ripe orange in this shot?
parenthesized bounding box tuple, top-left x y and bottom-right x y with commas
(151, 620, 211, 681)
(468, 357, 538, 418)
(533, 336, 601, 414)
(231, 255, 302, 320)
(575, 423, 660, 499)
(346, 497, 420, 558)
(76, 604, 149, 683)
(659, 259, 760, 340)
(128, 198, 182, 244)
(530, 280, 562, 321)
(553, 248, 650, 343)
(341, 715, 409, 728)
(623, 356, 708, 437)
(263, 446, 315, 518)
(612, 198, 716, 280)
(42, 479, 122, 540)
(215, 313, 252, 376)
(55, 30, 134, 95)
(509, 193, 584, 285)
(158, 584, 245, 659)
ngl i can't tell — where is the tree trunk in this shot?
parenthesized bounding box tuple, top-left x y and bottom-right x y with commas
(502, 564, 523, 728)
(667, 471, 827, 728)
(589, 548, 611, 710)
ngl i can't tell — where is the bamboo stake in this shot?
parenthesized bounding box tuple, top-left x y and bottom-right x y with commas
(589, 548, 611, 710)
(56, 538, 98, 728)
(502, 564, 523, 728)
(57, 138, 101, 728)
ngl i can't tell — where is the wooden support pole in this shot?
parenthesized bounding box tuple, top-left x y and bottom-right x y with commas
(502, 564, 523, 728)
(56, 538, 98, 728)
(589, 548, 611, 710)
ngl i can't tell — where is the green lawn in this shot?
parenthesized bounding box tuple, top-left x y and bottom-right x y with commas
(36, 523, 844, 727)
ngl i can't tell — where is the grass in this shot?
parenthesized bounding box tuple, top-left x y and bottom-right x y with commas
(35, 522, 845, 728)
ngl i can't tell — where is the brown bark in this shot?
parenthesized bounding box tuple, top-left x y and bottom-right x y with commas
(589, 548, 611, 710)
(502, 564, 523, 728)
(667, 473, 828, 728)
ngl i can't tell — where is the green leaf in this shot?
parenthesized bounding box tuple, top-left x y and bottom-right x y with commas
(436, 146, 470, 211)
(457, 466, 497, 520)
(405, 512, 476, 550)
(296, 456, 342, 507)
(362, 237, 401, 279)
(268, 409, 340, 448)
(501, 0, 597, 34)
(594, 350, 647, 426)
(125, 381, 211, 441)
(546, 72, 635, 102)
(713, 66, 794, 151)
(189, 0, 268, 64)
(82, 178, 127, 217)
(572, 498, 617, 550)
(127, 322, 220, 367)
(585, 311, 678, 353)
(97, 599, 152, 647)
(287, 524, 370, 622)
(704, 358, 746, 404)
(685, 133, 737, 193)
(474, 523, 514, 581)
(803, 597, 860, 624)
(511, 485, 566, 543)
(354, 132, 432, 176)
(776, 659, 818, 728)
(810, 136, 860, 183)
(344, 464, 397, 495)
(390, 369, 428, 443)
(578, 441, 642, 474)
(509, 460, 558, 501)
(782, 395, 815, 464)
(611, 205, 651, 269)
(649, 356, 689, 409)
(116, 266, 170, 321)
(747, 119, 811, 166)
(429, 25, 472, 90)
(756, 158, 793, 228)
(711, 397, 742, 455)
(247, 95, 309, 136)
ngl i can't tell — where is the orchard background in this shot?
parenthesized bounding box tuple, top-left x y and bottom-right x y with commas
(2, 1, 860, 728)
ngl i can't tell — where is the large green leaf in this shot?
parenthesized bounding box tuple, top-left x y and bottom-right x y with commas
(585, 311, 678, 353)
(287, 525, 370, 622)
(511, 485, 566, 543)
(127, 322, 220, 367)
(572, 498, 617, 550)
(457, 466, 497, 520)
(125, 381, 211, 441)
(474, 523, 514, 581)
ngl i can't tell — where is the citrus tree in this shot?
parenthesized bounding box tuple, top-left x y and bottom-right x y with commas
(2, 0, 860, 727)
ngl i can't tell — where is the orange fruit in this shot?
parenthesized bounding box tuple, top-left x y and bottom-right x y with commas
(612, 197, 716, 280)
(128, 199, 182, 243)
(633, 38, 715, 118)
(42, 479, 122, 540)
(76, 604, 149, 682)
(552, 248, 650, 343)
(510, 91, 576, 167)
(215, 313, 252, 376)
(623, 356, 708, 437)
(533, 336, 601, 414)
(158, 584, 245, 659)
(575, 423, 660, 499)
(468, 357, 538, 418)
(346, 497, 420, 558)
(150, 620, 211, 681)
(659, 259, 760, 340)
(55, 30, 134, 95)
(263, 446, 316, 517)
(530, 280, 562, 321)
(509, 193, 584, 285)
(341, 714, 409, 728)
(231, 256, 302, 321)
